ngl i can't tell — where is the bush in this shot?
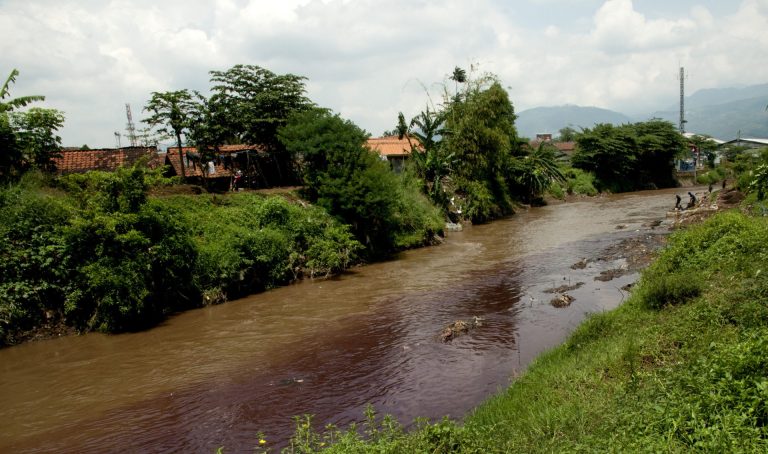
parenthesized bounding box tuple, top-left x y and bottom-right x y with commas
(564, 168, 598, 196)
(636, 272, 703, 310)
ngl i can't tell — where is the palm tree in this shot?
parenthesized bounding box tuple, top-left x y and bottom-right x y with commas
(0, 69, 45, 113)
(514, 141, 565, 201)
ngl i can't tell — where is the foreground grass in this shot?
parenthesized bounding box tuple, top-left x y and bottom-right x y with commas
(278, 210, 768, 453)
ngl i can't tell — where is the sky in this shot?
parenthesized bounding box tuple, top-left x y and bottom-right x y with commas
(1, 0, 767, 148)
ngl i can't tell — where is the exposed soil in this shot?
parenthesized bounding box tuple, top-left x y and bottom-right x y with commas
(669, 188, 745, 227)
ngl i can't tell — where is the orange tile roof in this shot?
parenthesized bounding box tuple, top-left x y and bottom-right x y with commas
(52, 147, 161, 174)
(366, 136, 421, 157)
(529, 140, 577, 155)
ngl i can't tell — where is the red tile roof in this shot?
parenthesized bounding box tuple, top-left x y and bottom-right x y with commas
(52, 147, 161, 174)
(529, 140, 577, 155)
(366, 136, 421, 157)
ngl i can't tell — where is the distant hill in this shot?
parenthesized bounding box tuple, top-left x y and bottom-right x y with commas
(647, 84, 768, 140)
(516, 105, 632, 139)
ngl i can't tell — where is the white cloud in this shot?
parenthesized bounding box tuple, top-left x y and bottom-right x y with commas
(0, 0, 766, 146)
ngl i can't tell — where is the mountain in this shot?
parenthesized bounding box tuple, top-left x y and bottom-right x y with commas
(647, 84, 768, 140)
(516, 105, 632, 139)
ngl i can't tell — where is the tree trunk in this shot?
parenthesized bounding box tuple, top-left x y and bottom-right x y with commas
(176, 132, 186, 178)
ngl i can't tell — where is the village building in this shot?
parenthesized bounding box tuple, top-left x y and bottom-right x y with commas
(366, 135, 420, 172)
(52, 147, 161, 174)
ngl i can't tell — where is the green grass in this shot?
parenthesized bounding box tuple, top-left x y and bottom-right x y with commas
(274, 210, 768, 453)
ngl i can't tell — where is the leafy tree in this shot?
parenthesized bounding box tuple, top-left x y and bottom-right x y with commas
(572, 123, 638, 192)
(10, 107, 65, 172)
(442, 79, 519, 221)
(449, 66, 467, 101)
(1, 70, 64, 179)
(209, 64, 314, 183)
(143, 89, 200, 178)
(572, 120, 685, 192)
(280, 109, 441, 256)
(558, 126, 577, 142)
(398, 107, 454, 207)
(632, 119, 687, 188)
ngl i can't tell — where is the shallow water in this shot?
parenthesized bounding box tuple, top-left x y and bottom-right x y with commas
(0, 188, 680, 452)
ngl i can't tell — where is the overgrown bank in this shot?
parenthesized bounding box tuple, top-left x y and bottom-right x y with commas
(0, 167, 441, 346)
(278, 210, 768, 453)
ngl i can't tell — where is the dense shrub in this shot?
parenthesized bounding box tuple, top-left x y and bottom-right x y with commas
(0, 165, 363, 345)
(279, 109, 443, 256)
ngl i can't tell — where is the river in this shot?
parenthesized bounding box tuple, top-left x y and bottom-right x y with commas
(0, 188, 680, 452)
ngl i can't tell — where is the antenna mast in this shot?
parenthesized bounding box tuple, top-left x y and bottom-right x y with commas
(678, 67, 686, 133)
(125, 103, 138, 147)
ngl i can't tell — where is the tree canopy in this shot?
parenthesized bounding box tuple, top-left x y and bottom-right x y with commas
(1, 69, 64, 180)
(572, 119, 686, 192)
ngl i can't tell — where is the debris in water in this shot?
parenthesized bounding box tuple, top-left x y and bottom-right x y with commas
(550, 293, 575, 308)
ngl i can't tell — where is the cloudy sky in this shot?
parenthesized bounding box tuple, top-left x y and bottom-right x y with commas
(2, 0, 767, 147)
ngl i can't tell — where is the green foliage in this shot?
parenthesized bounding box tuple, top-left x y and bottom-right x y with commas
(0, 164, 362, 344)
(749, 163, 768, 200)
(280, 109, 441, 256)
(0, 70, 63, 181)
(441, 79, 519, 221)
(298, 212, 768, 452)
(557, 126, 577, 142)
(510, 141, 565, 203)
(572, 119, 685, 192)
(0, 173, 71, 342)
(636, 272, 703, 309)
(563, 167, 598, 196)
(143, 89, 201, 178)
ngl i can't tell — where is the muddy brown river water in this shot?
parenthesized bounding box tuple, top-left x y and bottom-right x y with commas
(0, 188, 682, 452)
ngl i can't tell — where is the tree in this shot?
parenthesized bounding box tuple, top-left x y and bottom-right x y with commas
(143, 89, 200, 178)
(279, 109, 402, 255)
(10, 107, 65, 172)
(557, 126, 577, 142)
(1, 69, 63, 179)
(0, 69, 44, 114)
(512, 141, 565, 203)
(442, 79, 520, 221)
(209, 64, 313, 184)
(572, 123, 638, 192)
(572, 120, 685, 192)
(398, 107, 454, 206)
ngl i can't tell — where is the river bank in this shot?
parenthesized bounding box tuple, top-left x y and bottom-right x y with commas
(0, 188, 685, 452)
(307, 196, 768, 453)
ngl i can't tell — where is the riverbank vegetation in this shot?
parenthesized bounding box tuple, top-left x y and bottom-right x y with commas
(273, 210, 768, 453)
(0, 63, 746, 346)
(0, 167, 361, 344)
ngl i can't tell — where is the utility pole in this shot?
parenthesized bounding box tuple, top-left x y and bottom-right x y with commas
(125, 103, 138, 147)
(678, 67, 686, 134)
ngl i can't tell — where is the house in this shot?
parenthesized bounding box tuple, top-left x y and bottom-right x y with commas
(52, 147, 161, 174)
(366, 136, 420, 172)
(165, 144, 279, 189)
(528, 140, 577, 159)
(719, 138, 768, 150)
